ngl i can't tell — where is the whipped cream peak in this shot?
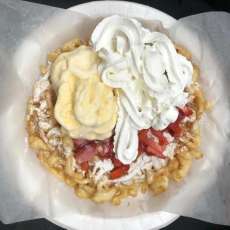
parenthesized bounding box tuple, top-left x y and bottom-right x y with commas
(92, 15, 143, 53)
(113, 98, 138, 164)
(91, 15, 193, 164)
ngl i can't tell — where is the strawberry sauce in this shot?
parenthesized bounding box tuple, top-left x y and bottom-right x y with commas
(73, 105, 192, 178)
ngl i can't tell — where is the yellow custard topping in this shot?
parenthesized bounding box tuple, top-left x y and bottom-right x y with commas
(51, 46, 117, 140)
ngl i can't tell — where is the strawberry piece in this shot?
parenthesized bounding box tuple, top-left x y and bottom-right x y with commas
(112, 157, 123, 168)
(138, 129, 166, 158)
(109, 168, 124, 179)
(96, 138, 114, 159)
(179, 106, 193, 117)
(96, 144, 104, 155)
(74, 143, 97, 163)
(80, 161, 89, 172)
(167, 120, 182, 138)
(103, 141, 114, 155)
(109, 165, 130, 179)
(138, 141, 145, 156)
(121, 165, 130, 171)
(145, 145, 166, 159)
(138, 129, 153, 146)
(150, 128, 169, 145)
(73, 139, 90, 149)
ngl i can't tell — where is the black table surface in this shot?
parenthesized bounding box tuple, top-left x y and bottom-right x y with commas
(1, 0, 230, 229)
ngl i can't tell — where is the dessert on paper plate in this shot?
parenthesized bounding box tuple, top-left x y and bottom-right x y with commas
(26, 15, 207, 204)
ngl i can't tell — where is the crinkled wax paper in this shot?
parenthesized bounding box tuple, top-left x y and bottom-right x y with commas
(0, 0, 230, 229)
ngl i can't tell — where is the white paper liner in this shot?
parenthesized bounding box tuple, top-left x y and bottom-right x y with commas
(0, 0, 230, 229)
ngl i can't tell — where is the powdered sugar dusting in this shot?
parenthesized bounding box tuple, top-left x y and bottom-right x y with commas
(28, 70, 73, 157)
(33, 78, 50, 102)
(91, 159, 114, 182)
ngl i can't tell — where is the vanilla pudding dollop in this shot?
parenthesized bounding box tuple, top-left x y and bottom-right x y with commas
(52, 46, 117, 140)
(91, 15, 193, 164)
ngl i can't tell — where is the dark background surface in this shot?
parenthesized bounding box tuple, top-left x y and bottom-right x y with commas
(1, 0, 230, 229)
(23, 0, 230, 19)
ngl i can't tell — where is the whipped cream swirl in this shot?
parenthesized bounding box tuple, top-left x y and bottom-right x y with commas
(91, 15, 193, 164)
